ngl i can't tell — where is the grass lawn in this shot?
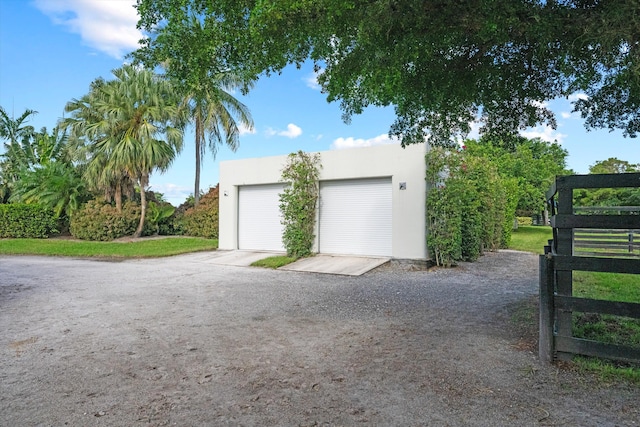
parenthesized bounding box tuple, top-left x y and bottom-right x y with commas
(509, 225, 552, 253)
(0, 236, 217, 258)
(509, 225, 640, 381)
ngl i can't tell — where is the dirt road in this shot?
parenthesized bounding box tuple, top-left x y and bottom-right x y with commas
(1, 250, 637, 426)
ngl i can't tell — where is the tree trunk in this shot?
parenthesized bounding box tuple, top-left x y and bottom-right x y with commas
(115, 182, 122, 213)
(194, 115, 202, 206)
(134, 174, 148, 238)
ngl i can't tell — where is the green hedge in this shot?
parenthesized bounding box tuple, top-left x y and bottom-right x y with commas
(426, 147, 517, 267)
(0, 204, 58, 238)
(70, 200, 151, 241)
(176, 186, 219, 239)
(517, 216, 533, 226)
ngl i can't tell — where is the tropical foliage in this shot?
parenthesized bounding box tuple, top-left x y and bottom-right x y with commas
(63, 65, 184, 237)
(0, 106, 38, 202)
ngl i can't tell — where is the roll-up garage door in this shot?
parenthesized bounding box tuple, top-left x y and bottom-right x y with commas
(319, 178, 392, 256)
(238, 184, 286, 251)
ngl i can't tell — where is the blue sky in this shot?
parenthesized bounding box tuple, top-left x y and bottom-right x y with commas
(1, 0, 638, 206)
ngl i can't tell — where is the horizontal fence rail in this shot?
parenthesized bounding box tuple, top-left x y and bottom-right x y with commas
(540, 172, 640, 364)
(574, 206, 640, 215)
(573, 228, 640, 258)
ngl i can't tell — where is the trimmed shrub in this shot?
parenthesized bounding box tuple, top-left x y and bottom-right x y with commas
(517, 216, 533, 226)
(0, 204, 58, 238)
(176, 186, 219, 239)
(70, 199, 145, 241)
(426, 147, 515, 267)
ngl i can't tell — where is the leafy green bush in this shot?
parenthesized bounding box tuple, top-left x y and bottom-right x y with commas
(426, 184, 463, 266)
(70, 199, 148, 241)
(0, 204, 58, 238)
(426, 147, 515, 266)
(146, 201, 175, 235)
(176, 186, 219, 239)
(279, 151, 321, 258)
(517, 216, 533, 226)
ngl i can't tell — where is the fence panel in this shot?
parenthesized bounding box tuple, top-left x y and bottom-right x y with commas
(539, 172, 640, 364)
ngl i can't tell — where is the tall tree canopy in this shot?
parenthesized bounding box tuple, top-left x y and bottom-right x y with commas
(133, 14, 253, 206)
(135, 0, 640, 146)
(465, 137, 569, 214)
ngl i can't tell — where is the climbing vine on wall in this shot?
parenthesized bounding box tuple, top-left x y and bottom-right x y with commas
(279, 151, 322, 258)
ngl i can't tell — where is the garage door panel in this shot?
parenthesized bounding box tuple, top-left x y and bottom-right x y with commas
(319, 178, 392, 256)
(238, 184, 285, 251)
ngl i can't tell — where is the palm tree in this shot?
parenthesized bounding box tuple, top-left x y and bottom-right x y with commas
(0, 106, 37, 146)
(0, 106, 38, 201)
(6, 125, 90, 219)
(64, 65, 183, 237)
(184, 71, 253, 205)
(10, 161, 87, 218)
(63, 80, 134, 211)
(146, 15, 254, 206)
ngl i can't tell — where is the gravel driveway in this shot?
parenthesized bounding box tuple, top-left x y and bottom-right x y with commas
(1, 250, 638, 426)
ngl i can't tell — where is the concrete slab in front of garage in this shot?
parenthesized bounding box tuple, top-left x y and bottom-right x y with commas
(279, 255, 390, 276)
(204, 250, 285, 266)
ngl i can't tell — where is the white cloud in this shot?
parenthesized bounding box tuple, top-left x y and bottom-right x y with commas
(568, 93, 589, 102)
(531, 100, 549, 109)
(465, 121, 481, 140)
(149, 183, 191, 206)
(266, 123, 303, 138)
(279, 123, 302, 138)
(560, 112, 572, 119)
(331, 133, 398, 150)
(34, 0, 143, 59)
(303, 69, 323, 91)
(238, 123, 256, 136)
(520, 126, 567, 144)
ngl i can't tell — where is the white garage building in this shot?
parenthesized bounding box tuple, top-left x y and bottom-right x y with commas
(218, 143, 428, 260)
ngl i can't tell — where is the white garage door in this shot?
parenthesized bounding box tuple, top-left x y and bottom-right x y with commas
(319, 178, 392, 256)
(238, 184, 285, 251)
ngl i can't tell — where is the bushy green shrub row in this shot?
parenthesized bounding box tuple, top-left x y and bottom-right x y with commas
(0, 204, 58, 238)
(70, 200, 151, 241)
(517, 216, 534, 226)
(426, 147, 517, 267)
(175, 186, 219, 239)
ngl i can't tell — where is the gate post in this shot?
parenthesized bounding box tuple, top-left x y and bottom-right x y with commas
(539, 254, 555, 363)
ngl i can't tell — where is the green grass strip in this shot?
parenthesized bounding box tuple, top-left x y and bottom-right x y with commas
(251, 255, 298, 269)
(0, 237, 217, 258)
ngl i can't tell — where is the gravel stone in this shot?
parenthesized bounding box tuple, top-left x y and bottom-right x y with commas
(1, 250, 638, 426)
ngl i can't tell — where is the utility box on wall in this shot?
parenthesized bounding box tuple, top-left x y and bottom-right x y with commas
(219, 143, 428, 260)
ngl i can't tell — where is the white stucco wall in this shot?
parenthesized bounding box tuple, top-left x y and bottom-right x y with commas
(219, 143, 428, 260)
